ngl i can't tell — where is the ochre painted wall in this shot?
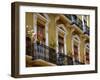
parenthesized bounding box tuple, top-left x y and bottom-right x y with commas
(26, 12, 33, 39)
(48, 14, 57, 49)
(26, 12, 33, 28)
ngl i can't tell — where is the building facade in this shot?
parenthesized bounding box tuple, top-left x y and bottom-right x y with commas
(26, 13, 90, 67)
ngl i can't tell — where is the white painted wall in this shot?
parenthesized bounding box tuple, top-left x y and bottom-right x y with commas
(0, 0, 100, 80)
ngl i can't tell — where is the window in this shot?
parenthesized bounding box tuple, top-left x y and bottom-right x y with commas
(72, 35, 80, 64)
(33, 13, 49, 45)
(71, 15, 77, 23)
(58, 35, 64, 53)
(56, 24, 67, 55)
(56, 24, 67, 65)
(85, 43, 90, 64)
(33, 13, 49, 60)
(74, 44, 78, 61)
(37, 23, 45, 44)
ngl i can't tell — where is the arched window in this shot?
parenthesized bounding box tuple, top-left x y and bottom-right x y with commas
(72, 35, 80, 65)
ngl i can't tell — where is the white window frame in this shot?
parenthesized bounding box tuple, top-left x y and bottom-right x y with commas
(33, 13, 49, 46)
(56, 24, 67, 55)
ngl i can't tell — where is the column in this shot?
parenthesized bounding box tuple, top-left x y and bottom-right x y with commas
(79, 34, 86, 64)
(65, 24, 75, 65)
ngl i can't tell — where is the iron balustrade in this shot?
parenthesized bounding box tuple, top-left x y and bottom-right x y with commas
(73, 60, 85, 65)
(85, 25, 90, 35)
(65, 14, 89, 35)
(32, 43, 50, 62)
(29, 43, 84, 65)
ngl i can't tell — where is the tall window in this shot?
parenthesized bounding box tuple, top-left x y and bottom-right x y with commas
(56, 24, 67, 65)
(37, 23, 45, 44)
(74, 44, 78, 61)
(72, 35, 80, 64)
(58, 34, 64, 54)
(37, 13, 49, 46)
(85, 43, 90, 64)
(33, 13, 49, 60)
(56, 24, 67, 55)
(34, 13, 49, 45)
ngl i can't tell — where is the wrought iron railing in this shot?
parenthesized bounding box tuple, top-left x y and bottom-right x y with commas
(85, 25, 90, 35)
(65, 14, 90, 35)
(27, 43, 84, 65)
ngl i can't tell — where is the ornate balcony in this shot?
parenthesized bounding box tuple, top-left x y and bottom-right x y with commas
(65, 14, 90, 35)
(27, 43, 84, 66)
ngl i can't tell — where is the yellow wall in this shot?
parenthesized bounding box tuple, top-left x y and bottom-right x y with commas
(26, 12, 33, 29)
(48, 14, 57, 49)
(26, 12, 33, 40)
